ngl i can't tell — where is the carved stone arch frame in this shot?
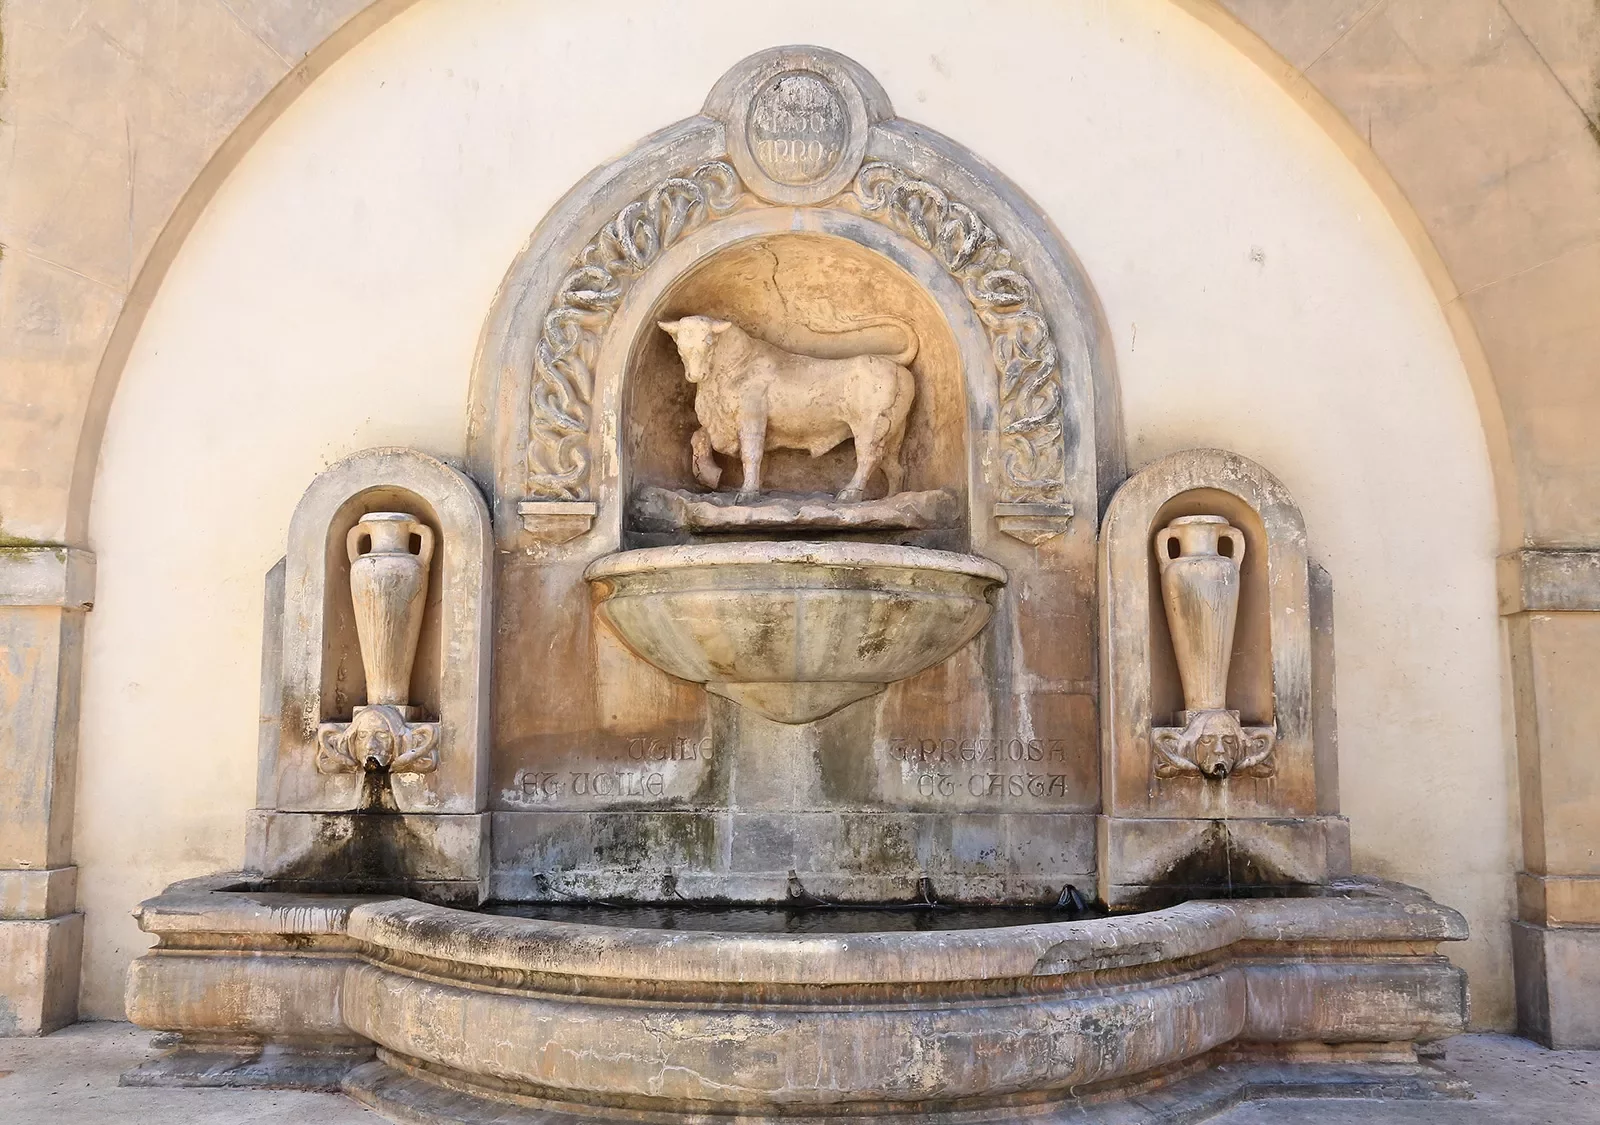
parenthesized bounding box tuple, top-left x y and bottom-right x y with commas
(590, 207, 1001, 550)
(464, 47, 1123, 561)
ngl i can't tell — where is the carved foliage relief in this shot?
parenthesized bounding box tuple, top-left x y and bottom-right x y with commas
(852, 163, 1068, 508)
(528, 162, 743, 500)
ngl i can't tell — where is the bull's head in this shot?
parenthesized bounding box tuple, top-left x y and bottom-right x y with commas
(658, 316, 732, 383)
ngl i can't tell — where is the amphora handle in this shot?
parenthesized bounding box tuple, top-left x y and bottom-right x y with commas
(347, 518, 435, 568)
(1217, 526, 1245, 568)
(1154, 527, 1180, 574)
(1154, 520, 1246, 572)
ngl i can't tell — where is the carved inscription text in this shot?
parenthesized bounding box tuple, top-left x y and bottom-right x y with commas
(747, 71, 848, 186)
(509, 736, 712, 804)
(886, 736, 1074, 801)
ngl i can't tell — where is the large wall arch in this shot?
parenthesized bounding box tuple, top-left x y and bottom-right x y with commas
(3, 0, 1594, 1038)
(6, 0, 1577, 552)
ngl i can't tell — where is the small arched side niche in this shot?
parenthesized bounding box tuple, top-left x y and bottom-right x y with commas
(1098, 448, 1347, 907)
(1099, 448, 1314, 818)
(622, 231, 969, 551)
(265, 448, 492, 815)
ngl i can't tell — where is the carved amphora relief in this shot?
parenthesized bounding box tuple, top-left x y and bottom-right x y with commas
(1151, 515, 1275, 780)
(316, 512, 440, 777)
(264, 448, 492, 816)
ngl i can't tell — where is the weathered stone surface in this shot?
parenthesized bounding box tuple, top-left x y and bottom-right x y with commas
(245, 811, 489, 905)
(1498, 549, 1600, 614)
(0, 866, 78, 921)
(1098, 817, 1352, 909)
(1517, 872, 1600, 926)
(1098, 450, 1329, 908)
(1506, 611, 1600, 878)
(0, 549, 92, 1035)
(121, 875, 374, 1088)
(0, 548, 95, 609)
(1099, 449, 1315, 822)
(5, 0, 1592, 1052)
(270, 448, 492, 815)
(488, 809, 1097, 905)
(464, 48, 1109, 906)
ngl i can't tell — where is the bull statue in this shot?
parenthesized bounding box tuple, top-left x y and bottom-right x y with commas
(657, 316, 917, 504)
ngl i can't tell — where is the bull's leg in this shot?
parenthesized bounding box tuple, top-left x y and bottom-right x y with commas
(735, 408, 767, 503)
(840, 416, 889, 503)
(881, 411, 909, 495)
(690, 428, 721, 489)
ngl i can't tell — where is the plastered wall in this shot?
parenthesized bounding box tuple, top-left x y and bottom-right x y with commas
(76, 0, 1511, 1023)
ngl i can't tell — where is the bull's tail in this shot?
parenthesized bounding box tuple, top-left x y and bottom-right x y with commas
(782, 316, 919, 368)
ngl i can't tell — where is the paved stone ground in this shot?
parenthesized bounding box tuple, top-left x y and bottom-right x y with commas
(1209, 1034, 1600, 1124)
(1, 1023, 1596, 1123)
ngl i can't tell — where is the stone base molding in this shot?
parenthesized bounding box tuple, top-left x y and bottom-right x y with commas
(1518, 872, 1600, 927)
(0, 913, 83, 1036)
(125, 874, 1467, 1120)
(344, 1049, 1468, 1125)
(0, 547, 94, 1035)
(1511, 921, 1600, 1049)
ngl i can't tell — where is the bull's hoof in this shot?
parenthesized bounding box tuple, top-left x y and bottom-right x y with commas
(735, 490, 760, 504)
(836, 488, 865, 503)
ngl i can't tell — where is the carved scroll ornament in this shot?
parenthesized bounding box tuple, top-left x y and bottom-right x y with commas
(527, 161, 743, 502)
(851, 163, 1070, 514)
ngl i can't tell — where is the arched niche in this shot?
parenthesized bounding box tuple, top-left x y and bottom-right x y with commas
(616, 224, 975, 551)
(269, 447, 492, 817)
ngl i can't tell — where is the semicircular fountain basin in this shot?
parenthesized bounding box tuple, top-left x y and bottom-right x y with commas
(127, 877, 1467, 1123)
(584, 542, 1007, 723)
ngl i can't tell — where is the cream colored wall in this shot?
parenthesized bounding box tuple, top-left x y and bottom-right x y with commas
(76, 0, 1512, 1023)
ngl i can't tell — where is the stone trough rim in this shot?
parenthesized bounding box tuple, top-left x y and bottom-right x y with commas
(134, 875, 1469, 987)
(582, 540, 1009, 586)
(344, 896, 1241, 984)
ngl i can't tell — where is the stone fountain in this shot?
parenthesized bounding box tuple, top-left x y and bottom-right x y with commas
(122, 46, 1469, 1124)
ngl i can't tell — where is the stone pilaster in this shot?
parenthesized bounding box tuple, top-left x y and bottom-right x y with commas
(0, 547, 93, 1034)
(1501, 549, 1600, 1047)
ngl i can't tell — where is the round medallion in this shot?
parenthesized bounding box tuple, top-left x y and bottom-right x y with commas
(745, 71, 849, 188)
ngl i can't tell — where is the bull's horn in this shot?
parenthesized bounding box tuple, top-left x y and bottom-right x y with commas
(657, 320, 680, 337)
(709, 318, 732, 334)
